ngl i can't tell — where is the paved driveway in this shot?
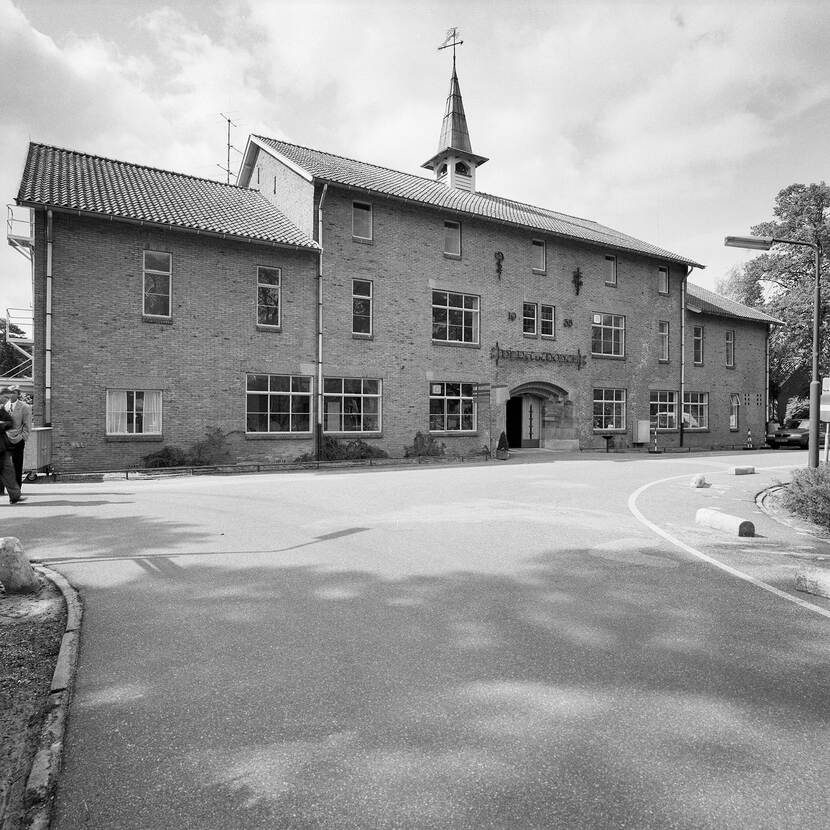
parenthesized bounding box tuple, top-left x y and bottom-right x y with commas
(8, 452, 830, 829)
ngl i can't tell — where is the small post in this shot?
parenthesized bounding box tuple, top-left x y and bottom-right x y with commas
(745, 426, 753, 450)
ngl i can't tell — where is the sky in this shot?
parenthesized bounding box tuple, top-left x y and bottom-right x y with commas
(2, 0, 829, 316)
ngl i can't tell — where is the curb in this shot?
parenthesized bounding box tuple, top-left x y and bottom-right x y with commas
(755, 484, 830, 543)
(23, 565, 82, 830)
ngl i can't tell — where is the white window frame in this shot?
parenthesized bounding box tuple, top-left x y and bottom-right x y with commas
(729, 393, 740, 431)
(245, 374, 312, 434)
(257, 266, 281, 327)
(143, 251, 172, 318)
(352, 279, 373, 336)
(432, 290, 480, 344)
(693, 326, 704, 365)
(658, 265, 669, 294)
(683, 391, 709, 430)
(443, 220, 461, 257)
(605, 255, 617, 286)
(323, 378, 381, 433)
(106, 389, 162, 435)
(541, 304, 555, 338)
(532, 239, 546, 272)
(650, 390, 678, 430)
(591, 312, 626, 357)
(352, 201, 372, 241)
(726, 329, 735, 367)
(658, 320, 670, 362)
(592, 388, 626, 431)
(429, 382, 476, 433)
(523, 302, 538, 335)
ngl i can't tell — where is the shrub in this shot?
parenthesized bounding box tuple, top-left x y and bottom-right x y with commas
(295, 437, 388, 462)
(404, 431, 445, 458)
(497, 431, 509, 452)
(781, 466, 830, 531)
(142, 427, 231, 468)
(142, 445, 189, 468)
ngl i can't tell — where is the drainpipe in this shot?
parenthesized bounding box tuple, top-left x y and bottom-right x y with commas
(315, 184, 328, 462)
(45, 209, 53, 426)
(679, 266, 692, 447)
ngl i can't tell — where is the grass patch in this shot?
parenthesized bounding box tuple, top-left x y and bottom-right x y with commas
(780, 466, 830, 531)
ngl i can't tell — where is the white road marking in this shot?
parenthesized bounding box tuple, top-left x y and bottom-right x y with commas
(628, 471, 830, 621)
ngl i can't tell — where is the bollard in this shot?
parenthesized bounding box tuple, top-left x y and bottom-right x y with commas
(744, 426, 753, 450)
(695, 508, 755, 537)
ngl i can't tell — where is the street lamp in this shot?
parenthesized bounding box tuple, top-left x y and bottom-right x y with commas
(724, 234, 822, 468)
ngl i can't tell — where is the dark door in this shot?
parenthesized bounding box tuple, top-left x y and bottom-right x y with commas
(506, 396, 522, 448)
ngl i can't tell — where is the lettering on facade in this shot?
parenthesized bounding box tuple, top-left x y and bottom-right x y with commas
(490, 341, 587, 369)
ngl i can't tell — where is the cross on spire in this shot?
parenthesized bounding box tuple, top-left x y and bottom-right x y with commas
(438, 26, 463, 66)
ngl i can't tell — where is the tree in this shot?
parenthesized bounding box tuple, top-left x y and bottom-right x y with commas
(718, 183, 830, 399)
(0, 317, 31, 378)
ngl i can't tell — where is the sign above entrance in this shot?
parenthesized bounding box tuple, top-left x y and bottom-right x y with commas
(490, 341, 587, 370)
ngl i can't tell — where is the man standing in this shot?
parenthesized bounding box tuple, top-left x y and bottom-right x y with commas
(3, 385, 31, 491)
(0, 389, 24, 504)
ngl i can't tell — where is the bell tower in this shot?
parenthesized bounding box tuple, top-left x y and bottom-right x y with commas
(422, 28, 488, 193)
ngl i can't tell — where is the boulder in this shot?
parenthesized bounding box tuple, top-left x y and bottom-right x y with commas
(0, 536, 39, 593)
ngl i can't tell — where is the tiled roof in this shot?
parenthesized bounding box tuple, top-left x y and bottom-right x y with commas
(17, 143, 318, 250)
(687, 282, 781, 325)
(253, 136, 703, 267)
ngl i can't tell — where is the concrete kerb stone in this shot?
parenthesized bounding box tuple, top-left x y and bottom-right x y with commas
(730, 466, 756, 476)
(23, 565, 83, 830)
(695, 507, 755, 537)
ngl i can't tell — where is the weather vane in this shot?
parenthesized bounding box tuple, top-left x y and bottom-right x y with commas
(438, 26, 463, 64)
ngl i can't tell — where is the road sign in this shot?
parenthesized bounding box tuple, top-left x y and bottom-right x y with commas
(821, 391, 830, 421)
(824, 377, 830, 392)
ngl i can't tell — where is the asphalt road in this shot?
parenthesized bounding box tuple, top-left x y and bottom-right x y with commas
(8, 451, 830, 829)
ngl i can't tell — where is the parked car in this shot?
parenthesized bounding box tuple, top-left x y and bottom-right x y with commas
(768, 418, 811, 449)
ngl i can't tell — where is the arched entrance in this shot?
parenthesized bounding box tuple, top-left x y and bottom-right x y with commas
(505, 381, 573, 449)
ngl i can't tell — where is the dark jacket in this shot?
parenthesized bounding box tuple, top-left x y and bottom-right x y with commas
(0, 407, 12, 451)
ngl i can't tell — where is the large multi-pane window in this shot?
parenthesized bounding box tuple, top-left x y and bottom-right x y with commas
(106, 390, 162, 435)
(725, 330, 735, 367)
(683, 392, 709, 430)
(650, 390, 678, 430)
(591, 313, 625, 356)
(658, 265, 669, 294)
(658, 321, 670, 361)
(246, 374, 311, 434)
(429, 382, 476, 432)
(143, 251, 171, 317)
(605, 255, 617, 286)
(729, 393, 740, 430)
(541, 304, 555, 338)
(532, 239, 546, 271)
(523, 302, 537, 335)
(352, 279, 373, 335)
(352, 202, 372, 240)
(257, 266, 281, 326)
(693, 326, 704, 364)
(593, 388, 626, 431)
(324, 378, 381, 433)
(443, 221, 461, 256)
(432, 291, 479, 344)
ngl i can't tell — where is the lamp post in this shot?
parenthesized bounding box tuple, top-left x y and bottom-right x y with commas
(724, 235, 822, 468)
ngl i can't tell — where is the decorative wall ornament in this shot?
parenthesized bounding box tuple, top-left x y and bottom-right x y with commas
(572, 267, 583, 295)
(495, 251, 504, 278)
(507, 311, 517, 321)
(563, 318, 573, 328)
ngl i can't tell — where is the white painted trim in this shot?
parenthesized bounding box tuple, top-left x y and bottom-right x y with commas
(249, 136, 314, 183)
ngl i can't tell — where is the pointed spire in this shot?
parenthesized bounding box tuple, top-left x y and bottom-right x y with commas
(437, 58, 473, 155)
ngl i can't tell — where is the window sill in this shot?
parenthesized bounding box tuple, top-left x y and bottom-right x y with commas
(142, 315, 172, 325)
(106, 434, 163, 442)
(352, 236, 373, 245)
(658, 359, 670, 364)
(726, 364, 736, 370)
(684, 429, 710, 433)
(693, 362, 704, 367)
(428, 431, 479, 437)
(245, 432, 312, 440)
(443, 253, 462, 261)
(658, 291, 670, 297)
(605, 282, 618, 288)
(590, 353, 626, 361)
(532, 269, 546, 276)
(352, 333, 374, 341)
(522, 333, 538, 340)
(432, 340, 481, 350)
(256, 324, 282, 333)
(541, 335, 556, 341)
(325, 432, 383, 439)
(592, 429, 626, 434)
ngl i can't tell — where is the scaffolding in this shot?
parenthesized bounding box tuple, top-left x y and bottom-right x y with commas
(4, 206, 34, 391)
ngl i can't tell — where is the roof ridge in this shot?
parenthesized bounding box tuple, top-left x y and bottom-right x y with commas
(28, 141, 257, 193)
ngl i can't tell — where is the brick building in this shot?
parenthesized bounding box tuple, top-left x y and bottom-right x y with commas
(11, 62, 778, 471)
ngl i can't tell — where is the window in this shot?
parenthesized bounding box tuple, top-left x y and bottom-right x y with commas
(443, 221, 461, 256)
(693, 326, 704, 365)
(455, 162, 469, 175)
(352, 279, 373, 336)
(143, 251, 171, 317)
(106, 390, 162, 435)
(324, 378, 381, 433)
(591, 313, 625, 356)
(658, 321, 670, 362)
(593, 388, 626, 431)
(729, 393, 740, 430)
(432, 290, 479, 344)
(429, 382, 476, 432)
(246, 374, 311, 434)
(541, 304, 555, 338)
(658, 266, 669, 294)
(523, 302, 538, 335)
(650, 390, 678, 430)
(683, 392, 709, 430)
(532, 240, 546, 272)
(605, 255, 617, 286)
(352, 202, 372, 240)
(726, 330, 735, 367)
(257, 266, 281, 326)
